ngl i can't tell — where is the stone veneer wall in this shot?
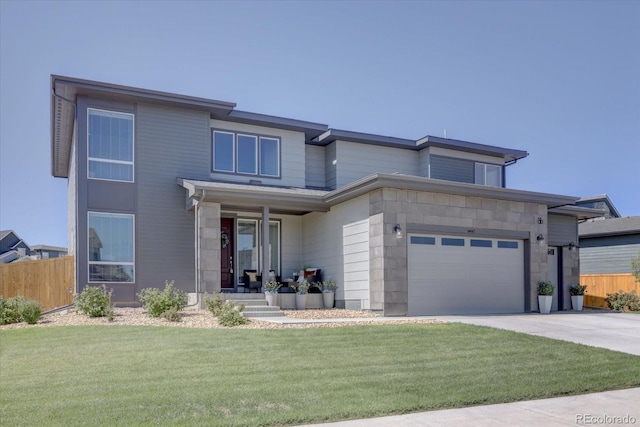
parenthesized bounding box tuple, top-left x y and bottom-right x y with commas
(197, 202, 221, 294)
(369, 188, 549, 316)
(561, 247, 580, 310)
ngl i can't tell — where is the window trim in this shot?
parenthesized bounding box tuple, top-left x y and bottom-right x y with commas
(211, 128, 281, 178)
(87, 211, 135, 283)
(259, 136, 280, 177)
(475, 162, 502, 187)
(212, 130, 236, 173)
(236, 133, 258, 175)
(87, 108, 135, 183)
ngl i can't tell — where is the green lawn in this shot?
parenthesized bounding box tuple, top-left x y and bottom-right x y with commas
(1, 323, 639, 426)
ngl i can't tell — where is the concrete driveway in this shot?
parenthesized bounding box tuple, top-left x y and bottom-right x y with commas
(436, 310, 640, 355)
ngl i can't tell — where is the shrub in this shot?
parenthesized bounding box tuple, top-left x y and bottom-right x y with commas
(0, 296, 25, 325)
(537, 281, 554, 296)
(204, 294, 249, 327)
(217, 301, 249, 327)
(75, 285, 114, 318)
(204, 293, 225, 316)
(0, 296, 43, 325)
(605, 290, 640, 312)
(160, 307, 183, 322)
(569, 284, 587, 296)
(137, 280, 187, 317)
(20, 300, 42, 324)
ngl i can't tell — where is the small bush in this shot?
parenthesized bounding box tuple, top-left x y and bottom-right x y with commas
(75, 285, 114, 318)
(204, 294, 249, 327)
(0, 296, 43, 325)
(217, 302, 249, 327)
(569, 284, 587, 296)
(137, 280, 187, 317)
(537, 281, 554, 296)
(160, 307, 183, 322)
(204, 293, 225, 316)
(20, 300, 42, 324)
(0, 296, 25, 325)
(605, 290, 640, 312)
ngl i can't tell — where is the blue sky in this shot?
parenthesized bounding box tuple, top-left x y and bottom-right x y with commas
(1, 0, 638, 248)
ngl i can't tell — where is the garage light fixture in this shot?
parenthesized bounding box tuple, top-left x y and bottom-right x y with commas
(393, 225, 403, 239)
(568, 242, 578, 251)
(536, 234, 545, 246)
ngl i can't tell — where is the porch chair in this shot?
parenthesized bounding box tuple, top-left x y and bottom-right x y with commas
(242, 270, 262, 293)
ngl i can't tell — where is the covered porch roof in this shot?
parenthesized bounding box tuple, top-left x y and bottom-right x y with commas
(178, 174, 604, 219)
(178, 179, 329, 215)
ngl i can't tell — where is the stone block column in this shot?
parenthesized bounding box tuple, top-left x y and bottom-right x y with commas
(197, 202, 221, 294)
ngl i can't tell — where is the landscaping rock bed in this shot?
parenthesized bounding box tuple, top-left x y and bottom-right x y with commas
(0, 307, 441, 330)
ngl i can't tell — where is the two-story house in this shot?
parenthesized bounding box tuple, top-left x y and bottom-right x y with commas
(51, 75, 602, 315)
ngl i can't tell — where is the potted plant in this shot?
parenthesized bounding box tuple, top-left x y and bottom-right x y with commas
(319, 279, 338, 309)
(292, 280, 310, 310)
(264, 281, 281, 307)
(537, 281, 554, 314)
(569, 284, 587, 312)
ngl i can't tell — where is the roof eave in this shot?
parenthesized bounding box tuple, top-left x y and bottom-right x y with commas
(548, 205, 605, 220)
(325, 173, 577, 207)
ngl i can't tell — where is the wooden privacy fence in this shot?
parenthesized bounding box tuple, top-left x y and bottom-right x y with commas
(0, 256, 74, 311)
(580, 273, 639, 308)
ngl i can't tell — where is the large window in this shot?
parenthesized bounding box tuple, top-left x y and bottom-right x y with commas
(212, 130, 280, 177)
(88, 109, 134, 182)
(88, 212, 134, 283)
(236, 219, 280, 284)
(475, 163, 502, 187)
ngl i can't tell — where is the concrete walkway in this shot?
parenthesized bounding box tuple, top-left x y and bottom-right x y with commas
(257, 311, 640, 426)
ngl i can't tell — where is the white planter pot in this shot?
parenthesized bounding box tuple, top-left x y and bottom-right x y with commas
(295, 293, 307, 310)
(323, 292, 335, 309)
(538, 295, 553, 314)
(265, 292, 278, 307)
(571, 295, 584, 312)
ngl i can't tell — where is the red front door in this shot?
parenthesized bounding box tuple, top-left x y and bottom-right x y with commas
(220, 218, 234, 289)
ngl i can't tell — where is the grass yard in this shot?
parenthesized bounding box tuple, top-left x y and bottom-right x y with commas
(1, 323, 640, 426)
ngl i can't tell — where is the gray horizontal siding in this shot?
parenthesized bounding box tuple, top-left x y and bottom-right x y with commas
(305, 145, 325, 188)
(325, 142, 337, 190)
(580, 242, 640, 274)
(335, 140, 418, 188)
(136, 103, 211, 293)
(548, 214, 578, 245)
(418, 149, 429, 177)
(430, 155, 474, 183)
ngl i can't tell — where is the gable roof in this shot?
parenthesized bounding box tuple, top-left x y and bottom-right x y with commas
(579, 216, 640, 238)
(576, 194, 621, 218)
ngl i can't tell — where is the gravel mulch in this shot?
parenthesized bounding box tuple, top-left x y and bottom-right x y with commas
(0, 307, 442, 330)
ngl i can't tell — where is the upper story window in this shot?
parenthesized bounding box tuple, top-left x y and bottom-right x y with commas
(88, 109, 134, 182)
(213, 130, 280, 178)
(475, 163, 502, 187)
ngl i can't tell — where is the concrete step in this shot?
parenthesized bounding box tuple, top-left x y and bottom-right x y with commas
(227, 299, 268, 307)
(242, 309, 285, 318)
(243, 305, 281, 312)
(224, 293, 266, 300)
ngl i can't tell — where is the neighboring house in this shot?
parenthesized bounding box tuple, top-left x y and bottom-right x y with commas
(50, 75, 603, 315)
(579, 216, 640, 275)
(575, 195, 621, 219)
(0, 230, 32, 264)
(31, 245, 68, 260)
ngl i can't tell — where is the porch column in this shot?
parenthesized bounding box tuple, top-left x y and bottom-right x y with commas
(197, 201, 221, 294)
(262, 206, 270, 287)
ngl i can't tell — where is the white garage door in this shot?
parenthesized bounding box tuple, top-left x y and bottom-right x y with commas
(407, 234, 525, 315)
